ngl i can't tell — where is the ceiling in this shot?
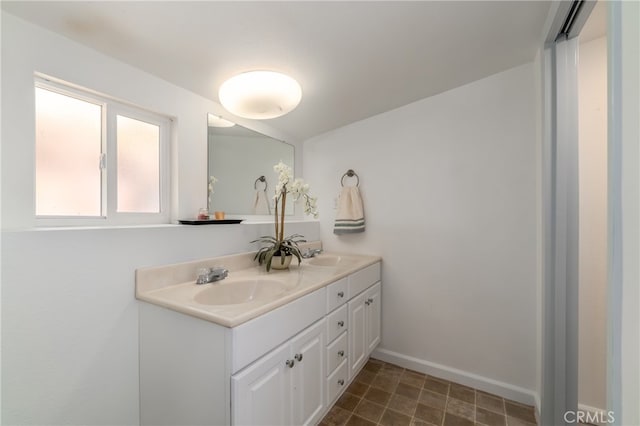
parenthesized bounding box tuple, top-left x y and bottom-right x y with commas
(2, 1, 552, 141)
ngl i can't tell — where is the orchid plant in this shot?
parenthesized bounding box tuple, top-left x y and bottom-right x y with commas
(252, 162, 318, 271)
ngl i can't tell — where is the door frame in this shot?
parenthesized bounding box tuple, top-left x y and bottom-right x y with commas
(540, 1, 640, 425)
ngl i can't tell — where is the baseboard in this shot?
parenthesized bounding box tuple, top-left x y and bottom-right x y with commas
(371, 347, 539, 408)
(578, 403, 608, 426)
(534, 393, 541, 425)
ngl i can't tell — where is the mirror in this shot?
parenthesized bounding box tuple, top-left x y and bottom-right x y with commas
(207, 114, 295, 216)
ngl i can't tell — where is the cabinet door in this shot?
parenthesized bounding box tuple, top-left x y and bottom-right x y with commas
(290, 319, 325, 426)
(365, 282, 381, 354)
(348, 291, 367, 380)
(232, 343, 292, 426)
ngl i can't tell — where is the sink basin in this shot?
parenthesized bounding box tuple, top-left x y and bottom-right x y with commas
(194, 278, 291, 305)
(307, 255, 343, 267)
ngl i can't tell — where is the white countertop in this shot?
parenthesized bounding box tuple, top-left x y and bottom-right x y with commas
(136, 251, 381, 328)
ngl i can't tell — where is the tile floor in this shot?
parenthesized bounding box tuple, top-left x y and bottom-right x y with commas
(319, 358, 538, 426)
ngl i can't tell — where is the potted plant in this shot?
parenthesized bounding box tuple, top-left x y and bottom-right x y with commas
(252, 162, 318, 271)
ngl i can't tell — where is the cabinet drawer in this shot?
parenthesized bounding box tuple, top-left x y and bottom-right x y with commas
(348, 262, 381, 298)
(326, 278, 348, 313)
(326, 304, 348, 343)
(326, 358, 349, 406)
(231, 288, 326, 373)
(326, 331, 348, 377)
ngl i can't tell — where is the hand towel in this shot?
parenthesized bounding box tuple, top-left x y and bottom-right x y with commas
(334, 186, 365, 234)
(252, 190, 271, 215)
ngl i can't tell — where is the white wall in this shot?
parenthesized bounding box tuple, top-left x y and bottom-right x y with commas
(578, 35, 607, 413)
(1, 12, 319, 425)
(304, 64, 539, 401)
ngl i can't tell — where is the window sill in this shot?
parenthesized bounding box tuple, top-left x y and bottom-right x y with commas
(5, 219, 320, 233)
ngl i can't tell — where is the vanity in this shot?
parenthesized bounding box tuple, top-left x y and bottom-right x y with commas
(136, 248, 381, 426)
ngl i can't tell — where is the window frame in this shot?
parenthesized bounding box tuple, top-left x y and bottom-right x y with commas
(34, 76, 171, 226)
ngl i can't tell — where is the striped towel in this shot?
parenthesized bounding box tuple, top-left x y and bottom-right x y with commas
(334, 186, 365, 234)
(252, 190, 271, 215)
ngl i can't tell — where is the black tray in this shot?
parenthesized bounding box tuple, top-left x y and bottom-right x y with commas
(179, 219, 243, 225)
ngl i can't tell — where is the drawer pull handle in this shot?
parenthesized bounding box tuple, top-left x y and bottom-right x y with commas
(285, 359, 295, 368)
(338, 350, 345, 357)
(294, 353, 303, 362)
(367, 298, 374, 304)
(365, 300, 371, 306)
(338, 379, 345, 386)
(338, 321, 344, 327)
(337, 291, 344, 298)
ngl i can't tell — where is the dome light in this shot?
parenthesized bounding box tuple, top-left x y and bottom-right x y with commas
(218, 71, 302, 120)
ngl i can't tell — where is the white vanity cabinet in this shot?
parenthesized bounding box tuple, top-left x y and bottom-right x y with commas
(231, 342, 291, 426)
(365, 283, 382, 353)
(348, 267, 382, 380)
(138, 258, 381, 426)
(232, 319, 325, 426)
(349, 290, 368, 379)
(324, 278, 350, 406)
(326, 263, 382, 403)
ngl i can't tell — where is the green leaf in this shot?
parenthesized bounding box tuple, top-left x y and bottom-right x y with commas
(250, 236, 278, 244)
(265, 250, 274, 272)
(292, 249, 302, 265)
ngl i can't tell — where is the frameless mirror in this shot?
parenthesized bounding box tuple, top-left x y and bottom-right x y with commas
(207, 114, 295, 216)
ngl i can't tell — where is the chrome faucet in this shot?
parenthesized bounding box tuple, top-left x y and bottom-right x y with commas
(301, 248, 323, 259)
(196, 267, 229, 284)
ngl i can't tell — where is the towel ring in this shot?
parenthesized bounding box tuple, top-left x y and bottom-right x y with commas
(254, 176, 268, 192)
(341, 169, 360, 187)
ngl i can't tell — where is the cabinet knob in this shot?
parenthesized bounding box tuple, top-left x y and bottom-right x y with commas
(285, 359, 295, 368)
(294, 353, 303, 362)
(365, 300, 370, 306)
(367, 298, 374, 304)
(338, 350, 345, 357)
(338, 320, 344, 327)
(338, 379, 345, 386)
(337, 291, 344, 298)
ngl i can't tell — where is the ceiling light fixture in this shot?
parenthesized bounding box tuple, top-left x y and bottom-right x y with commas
(207, 114, 235, 128)
(218, 71, 302, 120)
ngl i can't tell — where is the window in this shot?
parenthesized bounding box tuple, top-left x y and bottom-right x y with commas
(35, 77, 170, 225)
(116, 115, 161, 213)
(35, 86, 103, 216)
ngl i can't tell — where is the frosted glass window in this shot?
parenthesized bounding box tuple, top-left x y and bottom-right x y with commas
(116, 115, 160, 213)
(34, 78, 170, 226)
(35, 87, 102, 216)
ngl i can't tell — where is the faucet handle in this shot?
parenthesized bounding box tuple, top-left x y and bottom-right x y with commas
(302, 248, 323, 258)
(210, 266, 229, 280)
(196, 266, 228, 284)
(196, 267, 210, 284)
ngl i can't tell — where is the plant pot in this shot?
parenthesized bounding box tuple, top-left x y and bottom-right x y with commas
(270, 254, 292, 270)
